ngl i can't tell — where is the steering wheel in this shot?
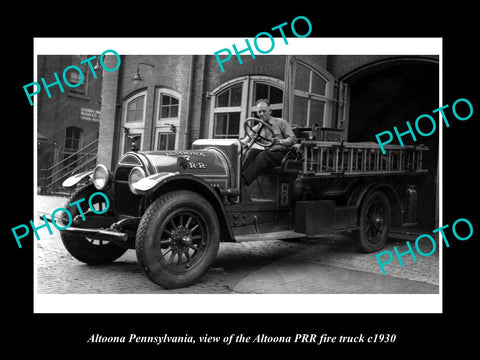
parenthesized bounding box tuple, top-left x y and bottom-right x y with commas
(243, 117, 275, 149)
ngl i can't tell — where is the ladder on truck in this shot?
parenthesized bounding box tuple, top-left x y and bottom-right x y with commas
(302, 141, 429, 176)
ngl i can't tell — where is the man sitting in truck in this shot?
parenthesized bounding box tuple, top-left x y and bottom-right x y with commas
(240, 99, 296, 186)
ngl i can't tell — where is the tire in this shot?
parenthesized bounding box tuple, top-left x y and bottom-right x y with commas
(59, 184, 127, 264)
(136, 190, 220, 289)
(354, 190, 391, 253)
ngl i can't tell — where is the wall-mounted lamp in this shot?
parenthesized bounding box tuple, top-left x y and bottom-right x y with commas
(131, 62, 155, 85)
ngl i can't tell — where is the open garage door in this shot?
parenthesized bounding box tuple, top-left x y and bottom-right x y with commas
(343, 58, 440, 229)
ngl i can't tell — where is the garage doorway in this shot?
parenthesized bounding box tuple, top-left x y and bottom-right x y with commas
(343, 58, 440, 228)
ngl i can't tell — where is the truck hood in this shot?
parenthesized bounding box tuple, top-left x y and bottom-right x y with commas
(141, 150, 228, 177)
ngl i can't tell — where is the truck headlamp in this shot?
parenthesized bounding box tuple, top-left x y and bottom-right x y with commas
(128, 167, 146, 193)
(92, 164, 111, 191)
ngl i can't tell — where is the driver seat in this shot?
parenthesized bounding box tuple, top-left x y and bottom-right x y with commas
(272, 126, 314, 173)
(274, 143, 304, 173)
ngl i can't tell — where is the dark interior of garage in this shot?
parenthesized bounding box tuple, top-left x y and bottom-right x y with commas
(346, 60, 439, 228)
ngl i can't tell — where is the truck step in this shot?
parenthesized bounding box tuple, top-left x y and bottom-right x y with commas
(235, 230, 305, 242)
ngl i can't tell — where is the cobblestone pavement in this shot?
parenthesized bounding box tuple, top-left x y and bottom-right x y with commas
(35, 195, 439, 295)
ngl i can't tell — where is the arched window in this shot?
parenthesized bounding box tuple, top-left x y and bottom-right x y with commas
(159, 94, 179, 119)
(292, 60, 335, 128)
(126, 96, 145, 123)
(209, 76, 284, 139)
(213, 83, 242, 139)
(155, 89, 181, 150)
(249, 80, 284, 118)
(121, 91, 147, 153)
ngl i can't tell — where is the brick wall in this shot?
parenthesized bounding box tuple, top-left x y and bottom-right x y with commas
(114, 55, 193, 155)
(37, 55, 102, 174)
(97, 54, 439, 159)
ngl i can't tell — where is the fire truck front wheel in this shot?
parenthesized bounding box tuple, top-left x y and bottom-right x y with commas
(354, 190, 391, 253)
(59, 184, 128, 265)
(136, 190, 220, 289)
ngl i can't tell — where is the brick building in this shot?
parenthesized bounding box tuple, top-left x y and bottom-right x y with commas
(97, 53, 439, 225)
(37, 54, 102, 193)
(98, 54, 438, 164)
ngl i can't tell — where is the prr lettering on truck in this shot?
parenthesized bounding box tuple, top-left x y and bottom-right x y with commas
(23, 49, 121, 106)
(214, 16, 312, 72)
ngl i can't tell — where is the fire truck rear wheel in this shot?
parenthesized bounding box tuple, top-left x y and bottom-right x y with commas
(354, 190, 391, 253)
(136, 190, 220, 289)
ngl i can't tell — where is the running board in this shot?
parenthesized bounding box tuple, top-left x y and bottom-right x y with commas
(235, 230, 306, 242)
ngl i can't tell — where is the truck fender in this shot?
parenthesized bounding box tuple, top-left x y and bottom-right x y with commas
(347, 181, 402, 226)
(62, 170, 94, 188)
(132, 172, 235, 242)
(130, 172, 177, 196)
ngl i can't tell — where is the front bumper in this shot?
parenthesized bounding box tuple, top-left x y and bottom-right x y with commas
(62, 227, 128, 242)
(59, 216, 141, 246)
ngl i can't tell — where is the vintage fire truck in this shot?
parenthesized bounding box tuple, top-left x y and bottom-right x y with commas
(59, 118, 429, 288)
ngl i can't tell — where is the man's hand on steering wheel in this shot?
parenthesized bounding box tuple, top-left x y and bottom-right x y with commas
(242, 117, 275, 150)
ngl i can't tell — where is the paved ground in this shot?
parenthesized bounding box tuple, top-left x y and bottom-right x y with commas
(35, 195, 439, 295)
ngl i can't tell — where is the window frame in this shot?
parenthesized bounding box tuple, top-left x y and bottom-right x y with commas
(212, 112, 242, 139)
(154, 88, 181, 151)
(123, 91, 147, 129)
(120, 90, 147, 154)
(64, 126, 83, 152)
(291, 60, 335, 128)
(248, 76, 284, 117)
(155, 132, 177, 151)
(209, 76, 284, 139)
(158, 94, 180, 120)
(67, 55, 90, 97)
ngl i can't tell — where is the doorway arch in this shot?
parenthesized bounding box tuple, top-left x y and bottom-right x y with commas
(342, 57, 439, 144)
